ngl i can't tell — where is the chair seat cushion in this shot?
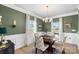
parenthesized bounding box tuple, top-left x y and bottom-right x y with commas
(39, 44, 49, 51)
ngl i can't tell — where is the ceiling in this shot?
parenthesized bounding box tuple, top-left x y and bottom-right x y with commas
(16, 4, 78, 18)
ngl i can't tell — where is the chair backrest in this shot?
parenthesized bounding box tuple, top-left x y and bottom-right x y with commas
(47, 32, 54, 36)
(34, 33, 40, 41)
(36, 37, 44, 49)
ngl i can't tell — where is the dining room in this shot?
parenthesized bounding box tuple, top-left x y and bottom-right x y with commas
(14, 4, 79, 54)
(0, 4, 79, 54)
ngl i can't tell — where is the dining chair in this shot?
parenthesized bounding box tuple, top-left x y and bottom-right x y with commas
(52, 36, 78, 54)
(47, 32, 54, 36)
(34, 33, 40, 53)
(35, 37, 49, 54)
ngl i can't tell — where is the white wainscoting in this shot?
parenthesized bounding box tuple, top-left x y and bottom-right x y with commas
(3, 33, 79, 50)
(64, 33, 79, 49)
(26, 34, 35, 46)
(5, 34, 26, 49)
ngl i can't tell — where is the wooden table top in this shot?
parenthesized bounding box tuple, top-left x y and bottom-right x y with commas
(41, 35, 55, 45)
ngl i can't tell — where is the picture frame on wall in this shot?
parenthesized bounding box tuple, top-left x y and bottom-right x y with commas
(64, 23, 72, 29)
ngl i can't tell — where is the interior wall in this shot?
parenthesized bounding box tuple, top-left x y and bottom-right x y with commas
(63, 15, 78, 33)
(52, 11, 79, 49)
(0, 5, 26, 49)
(78, 9, 79, 33)
(37, 18, 51, 32)
(43, 22, 51, 32)
(37, 18, 43, 32)
(0, 4, 42, 49)
(5, 34, 26, 49)
(0, 5, 26, 35)
(64, 33, 79, 49)
(26, 15, 36, 45)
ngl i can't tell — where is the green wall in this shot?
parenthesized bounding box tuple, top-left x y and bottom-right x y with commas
(30, 15, 34, 21)
(37, 18, 51, 32)
(78, 10, 79, 32)
(0, 5, 26, 35)
(43, 22, 51, 32)
(37, 18, 43, 32)
(63, 15, 78, 33)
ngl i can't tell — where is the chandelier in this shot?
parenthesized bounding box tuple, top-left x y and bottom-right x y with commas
(42, 5, 52, 23)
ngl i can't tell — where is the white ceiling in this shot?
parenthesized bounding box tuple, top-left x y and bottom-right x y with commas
(16, 4, 78, 18)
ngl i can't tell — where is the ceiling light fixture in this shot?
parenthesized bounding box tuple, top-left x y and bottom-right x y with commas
(42, 5, 52, 23)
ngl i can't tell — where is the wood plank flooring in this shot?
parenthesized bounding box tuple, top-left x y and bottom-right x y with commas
(15, 43, 35, 54)
(15, 43, 79, 54)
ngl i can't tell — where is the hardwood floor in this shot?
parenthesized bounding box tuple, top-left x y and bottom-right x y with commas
(15, 43, 35, 54)
(15, 43, 79, 54)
